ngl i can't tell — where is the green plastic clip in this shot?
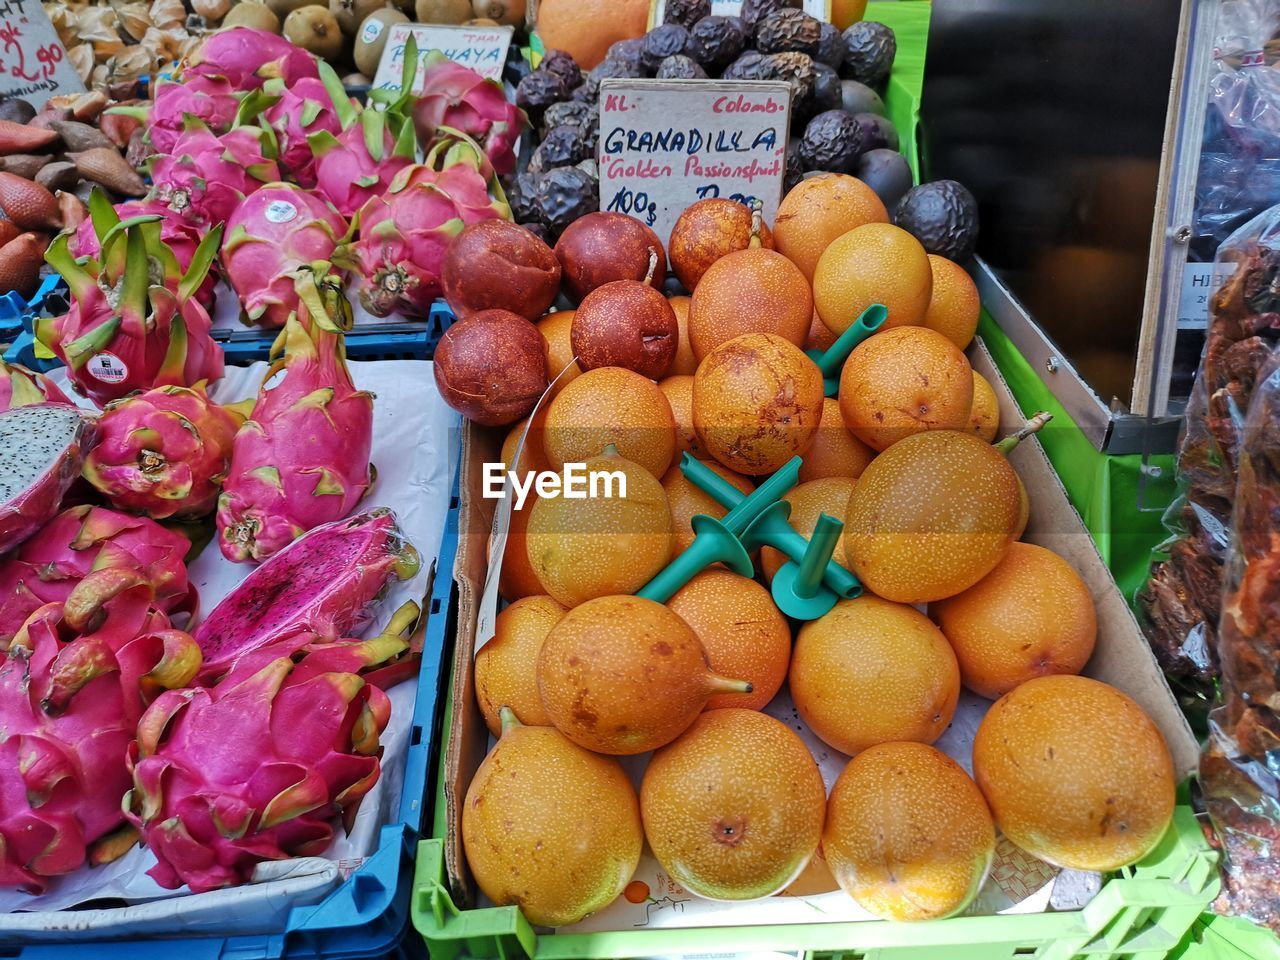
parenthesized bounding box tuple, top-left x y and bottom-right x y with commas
(771, 512, 843, 618)
(680, 453, 801, 535)
(806, 303, 889, 396)
(635, 514, 753, 603)
(740, 500, 861, 601)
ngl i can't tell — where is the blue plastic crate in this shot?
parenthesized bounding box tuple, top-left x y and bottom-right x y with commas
(0, 275, 68, 346)
(216, 301, 456, 365)
(7, 485, 462, 960)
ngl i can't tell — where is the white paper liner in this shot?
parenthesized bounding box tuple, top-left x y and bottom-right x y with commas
(0, 358, 459, 933)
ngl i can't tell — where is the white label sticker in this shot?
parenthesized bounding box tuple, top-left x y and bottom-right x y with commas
(265, 200, 298, 224)
(1177, 262, 1231, 329)
(360, 18, 385, 44)
(88, 352, 128, 383)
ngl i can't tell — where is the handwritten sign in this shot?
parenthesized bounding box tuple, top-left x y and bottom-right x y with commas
(598, 78, 791, 246)
(372, 22, 513, 92)
(649, 0, 830, 27)
(0, 0, 82, 108)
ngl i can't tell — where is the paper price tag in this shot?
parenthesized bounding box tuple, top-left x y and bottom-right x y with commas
(1177, 262, 1231, 329)
(598, 78, 791, 247)
(0, 0, 83, 107)
(649, 0, 830, 27)
(371, 22, 514, 92)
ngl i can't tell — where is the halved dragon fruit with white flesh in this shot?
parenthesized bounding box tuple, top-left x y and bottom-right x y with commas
(193, 509, 419, 683)
(0, 405, 94, 556)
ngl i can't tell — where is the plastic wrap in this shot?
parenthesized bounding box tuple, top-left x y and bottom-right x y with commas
(1139, 205, 1280, 695)
(1201, 352, 1280, 931)
(1192, 0, 1280, 261)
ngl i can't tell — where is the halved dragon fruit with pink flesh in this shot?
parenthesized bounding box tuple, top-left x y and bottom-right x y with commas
(0, 360, 71, 413)
(0, 505, 197, 645)
(337, 141, 511, 319)
(258, 75, 348, 188)
(0, 572, 201, 891)
(310, 110, 416, 219)
(181, 26, 320, 91)
(148, 124, 280, 229)
(215, 305, 374, 563)
(71, 199, 219, 309)
(194, 508, 419, 683)
(82, 384, 250, 520)
(40, 191, 224, 404)
(0, 405, 93, 556)
(413, 53, 528, 176)
(123, 605, 414, 891)
(221, 183, 348, 329)
(112, 76, 240, 156)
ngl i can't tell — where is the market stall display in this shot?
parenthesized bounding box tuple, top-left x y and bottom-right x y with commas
(0, 1, 1263, 956)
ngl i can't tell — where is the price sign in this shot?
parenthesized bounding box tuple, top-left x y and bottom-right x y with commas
(0, 0, 83, 108)
(371, 22, 514, 91)
(649, 0, 831, 27)
(598, 78, 791, 246)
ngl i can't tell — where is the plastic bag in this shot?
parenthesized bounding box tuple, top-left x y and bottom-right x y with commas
(1201, 352, 1280, 931)
(1191, 0, 1280, 261)
(1138, 204, 1280, 695)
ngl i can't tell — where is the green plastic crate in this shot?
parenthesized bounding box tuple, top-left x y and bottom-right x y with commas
(412, 804, 1217, 960)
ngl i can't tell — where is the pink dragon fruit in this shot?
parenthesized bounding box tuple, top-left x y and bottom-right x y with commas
(0, 572, 201, 891)
(0, 405, 94, 556)
(413, 53, 528, 176)
(337, 139, 511, 318)
(0, 359, 72, 413)
(40, 191, 224, 404)
(148, 124, 280, 229)
(0, 505, 197, 645)
(258, 76, 347, 188)
(123, 606, 415, 892)
(180, 26, 320, 91)
(194, 508, 419, 682)
(82, 384, 251, 520)
(221, 183, 349, 329)
(310, 110, 416, 218)
(215, 304, 375, 564)
(111, 76, 240, 156)
(71, 198, 219, 309)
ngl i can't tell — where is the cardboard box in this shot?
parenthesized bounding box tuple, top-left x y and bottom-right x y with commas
(440, 339, 1200, 911)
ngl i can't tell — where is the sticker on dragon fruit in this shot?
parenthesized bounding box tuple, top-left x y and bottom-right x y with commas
(88, 352, 129, 384)
(265, 200, 299, 224)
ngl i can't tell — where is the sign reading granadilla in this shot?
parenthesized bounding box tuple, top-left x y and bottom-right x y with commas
(598, 78, 791, 245)
(371, 22, 514, 91)
(0, 0, 83, 108)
